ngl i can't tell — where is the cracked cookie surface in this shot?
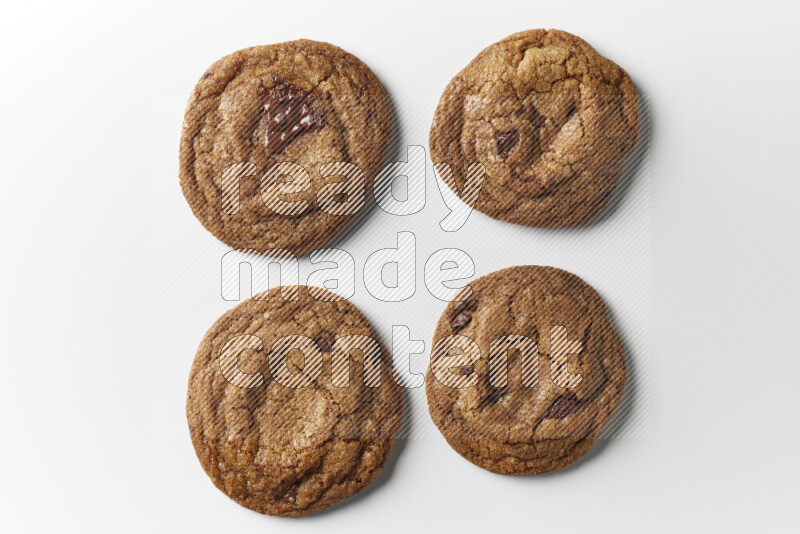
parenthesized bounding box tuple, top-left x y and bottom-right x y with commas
(426, 266, 626, 475)
(429, 29, 639, 227)
(180, 40, 392, 254)
(187, 287, 402, 516)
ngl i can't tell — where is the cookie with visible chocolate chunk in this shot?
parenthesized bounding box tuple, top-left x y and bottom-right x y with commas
(429, 29, 639, 227)
(425, 266, 626, 475)
(180, 40, 392, 254)
(186, 286, 402, 516)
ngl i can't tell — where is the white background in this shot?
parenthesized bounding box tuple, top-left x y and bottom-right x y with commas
(1, 1, 798, 532)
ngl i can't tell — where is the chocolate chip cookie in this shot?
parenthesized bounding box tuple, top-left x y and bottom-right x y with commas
(180, 40, 392, 254)
(426, 266, 626, 475)
(186, 287, 402, 516)
(429, 29, 639, 227)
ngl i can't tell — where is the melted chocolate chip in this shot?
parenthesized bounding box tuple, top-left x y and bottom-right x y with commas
(315, 333, 334, 353)
(260, 79, 325, 155)
(496, 130, 519, 160)
(479, 386, 509, 408)
(282, 482, 299, 504)
(545, 393, 580, 419)
(530, 108, 546, 128)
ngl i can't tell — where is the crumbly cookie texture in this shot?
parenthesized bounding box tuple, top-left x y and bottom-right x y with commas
(180, 40, 392, 254)
(426, 266, 626, 475)
(187, 287, 402, 516)
(429, 29, 639, 227)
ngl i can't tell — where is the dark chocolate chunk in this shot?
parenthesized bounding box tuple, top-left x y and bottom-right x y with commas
(453, 364, 474, 376)
(479, 386, 509, 408)
(260, 79, 325, 155)
(530, 108, 546, 128)
(315, 333, 334, 353)
(451, 298, 478, 332)
(496, 130, 519, 160)
(566, 104, 577, 118)
(451, 312, 472, 332)
(282, 482, 299, 504)
(545, 393, 581, 419)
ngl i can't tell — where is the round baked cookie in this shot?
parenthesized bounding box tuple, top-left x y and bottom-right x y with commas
(429, 29, 639, 227)
(180, 40, 392, 254)
(186, 286, 402, 516)
(426, 266, 626, 475)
